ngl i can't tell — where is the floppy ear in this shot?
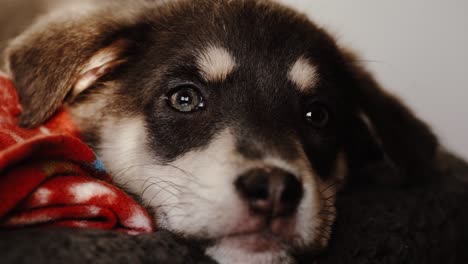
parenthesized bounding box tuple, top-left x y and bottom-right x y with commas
(343, 52, 439, 186)
(4, 4, 146, 127)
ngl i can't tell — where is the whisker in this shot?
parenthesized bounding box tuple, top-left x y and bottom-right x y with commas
(319, 180, 339, 194)
(144, 182, 180, 205)
(139, 179, 187, 197)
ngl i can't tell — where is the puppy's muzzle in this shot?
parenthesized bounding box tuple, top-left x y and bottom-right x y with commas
(235, 167, 303, 218)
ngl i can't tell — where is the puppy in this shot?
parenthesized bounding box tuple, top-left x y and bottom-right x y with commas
(1, 0, 438, 263)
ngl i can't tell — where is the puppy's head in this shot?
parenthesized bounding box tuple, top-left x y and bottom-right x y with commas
(5, 0, 438, 263)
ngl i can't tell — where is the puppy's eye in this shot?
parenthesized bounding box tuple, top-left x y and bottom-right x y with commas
(305, 104, 329, 128)
(166, 86, 205, 113)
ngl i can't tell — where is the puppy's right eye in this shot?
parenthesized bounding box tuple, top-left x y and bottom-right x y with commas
(166, 86, 205, 113)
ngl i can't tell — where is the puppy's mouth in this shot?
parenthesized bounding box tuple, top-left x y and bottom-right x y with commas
(214, 216, 299, 253)
(222, 231, 290, 252)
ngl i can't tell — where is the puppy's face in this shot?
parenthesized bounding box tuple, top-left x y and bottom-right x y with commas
(81, 5, 345, 262)
(5, 1, 438, 263)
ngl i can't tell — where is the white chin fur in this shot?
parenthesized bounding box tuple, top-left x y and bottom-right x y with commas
(97, 116, 323, 263)
(207, 244, 293, 264)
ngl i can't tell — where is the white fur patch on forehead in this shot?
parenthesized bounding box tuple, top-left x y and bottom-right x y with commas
(197, 45, 236, 82)
(288, 56, 319, 93)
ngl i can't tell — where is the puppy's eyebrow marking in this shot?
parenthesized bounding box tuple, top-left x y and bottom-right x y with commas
(288, 56, 319, 93)
(197, 45, 236, 82)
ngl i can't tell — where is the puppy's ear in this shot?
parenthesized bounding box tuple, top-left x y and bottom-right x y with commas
(4, 5, 146, 127)
(343, 52, 439, 186)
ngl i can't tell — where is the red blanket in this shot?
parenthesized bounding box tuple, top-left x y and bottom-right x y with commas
(0, 72, 154, 234)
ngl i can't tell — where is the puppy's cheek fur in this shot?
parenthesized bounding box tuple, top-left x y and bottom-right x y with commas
(292, 150, 344, 250)
(95, 121, 246, 238)
(158, 131, 251, 237)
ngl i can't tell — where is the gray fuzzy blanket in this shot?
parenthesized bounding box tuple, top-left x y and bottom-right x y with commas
(2, 152, 468, 264)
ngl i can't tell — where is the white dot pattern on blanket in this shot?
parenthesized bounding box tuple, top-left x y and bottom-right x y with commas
(34, 188, 52, 205)
(69, 182, 116, 203)
(8, 213, 53, 225)
(39, 126, 51, 135)
(87, 206, 101, 215)
(0, 128, 24, 143)
(126, 208, 152, 230)
(74, 222, 89, 227)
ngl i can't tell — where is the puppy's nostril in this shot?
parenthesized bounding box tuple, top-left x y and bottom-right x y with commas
(235, 170, 270, 200)
(235, 167, 303, 218)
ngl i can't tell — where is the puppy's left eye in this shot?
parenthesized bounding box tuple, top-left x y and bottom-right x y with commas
(166, 86, 205, 113)
(305, 104, 330, 128)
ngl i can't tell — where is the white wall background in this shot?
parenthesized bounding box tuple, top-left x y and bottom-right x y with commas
(278, 0, 468, 159)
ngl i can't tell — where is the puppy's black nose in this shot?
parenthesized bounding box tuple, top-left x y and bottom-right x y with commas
(235, 167, 303, 218)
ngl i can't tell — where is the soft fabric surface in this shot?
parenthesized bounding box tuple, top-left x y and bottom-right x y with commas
(1, 151, 467, 264)
(313, 152, 468, 264)
(0, 73, 154, 234)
